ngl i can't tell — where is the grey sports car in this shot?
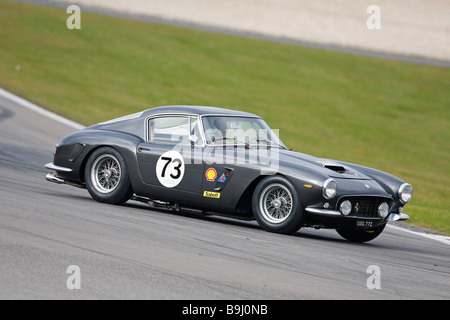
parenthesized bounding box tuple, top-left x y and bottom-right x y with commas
(45, 105, 412, 242)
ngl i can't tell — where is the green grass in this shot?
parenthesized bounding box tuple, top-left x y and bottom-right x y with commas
(1, 0, 449, 234)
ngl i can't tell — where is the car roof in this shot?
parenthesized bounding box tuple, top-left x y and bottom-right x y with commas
(142, 105, 260, 118)
(89, 105, 263, 140)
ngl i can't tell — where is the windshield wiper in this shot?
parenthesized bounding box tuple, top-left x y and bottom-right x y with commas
(211, 137, 246, 144)
(250, 138, 287, 149)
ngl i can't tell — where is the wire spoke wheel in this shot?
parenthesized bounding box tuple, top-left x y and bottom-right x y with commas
(91, 154, 122, 194)
(259, 183, 293, 224)
(85, 147, 133, 205)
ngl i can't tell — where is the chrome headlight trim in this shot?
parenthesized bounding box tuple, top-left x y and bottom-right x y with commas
(322, 178, 337, 200)
(398, 183, 413, 204)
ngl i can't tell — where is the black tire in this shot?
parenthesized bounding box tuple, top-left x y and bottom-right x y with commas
(85, 147, 133, 205)
(252, 175, 304, 234)
(336, 224, 386, 243)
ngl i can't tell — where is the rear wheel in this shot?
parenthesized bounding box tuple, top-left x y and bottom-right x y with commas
(85, 147, 133, 205)
(252, 176, 304, 234)
(336, 224, 386, 243)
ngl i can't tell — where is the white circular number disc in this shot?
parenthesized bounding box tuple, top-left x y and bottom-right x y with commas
(156, 151, 185, 188)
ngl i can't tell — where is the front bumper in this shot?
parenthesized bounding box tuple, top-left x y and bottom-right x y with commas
(305, 206, 409, 229)
(305, 207, 409, 222)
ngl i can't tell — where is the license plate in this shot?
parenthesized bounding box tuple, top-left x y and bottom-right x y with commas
(356, 220, 373, 228)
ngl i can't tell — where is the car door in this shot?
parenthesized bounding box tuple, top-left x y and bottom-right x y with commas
(136, 115, 204, 196)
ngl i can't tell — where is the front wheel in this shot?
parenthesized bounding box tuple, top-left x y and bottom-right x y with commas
(336, 224, 386, 243)
(85, 147, 133, 205)
(252, 176, 304, 234)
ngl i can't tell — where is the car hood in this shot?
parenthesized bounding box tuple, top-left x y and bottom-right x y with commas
(278, 149, 372, 180)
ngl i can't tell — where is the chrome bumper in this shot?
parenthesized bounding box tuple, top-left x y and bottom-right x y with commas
(45, 162, 73, 172)
(305, 208, 341, 217)
(305, 207, 409, 221)
(387, 212, 410, 222)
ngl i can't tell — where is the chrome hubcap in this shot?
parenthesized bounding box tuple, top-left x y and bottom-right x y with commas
(91, 154, 121, 193)
(259, 183, 293, 224)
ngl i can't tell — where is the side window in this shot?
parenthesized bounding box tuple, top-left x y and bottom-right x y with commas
(148, 116, 202, 145)
(148, 116, 190, 144)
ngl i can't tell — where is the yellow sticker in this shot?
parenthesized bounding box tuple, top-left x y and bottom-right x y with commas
(203, 191, 221, 199)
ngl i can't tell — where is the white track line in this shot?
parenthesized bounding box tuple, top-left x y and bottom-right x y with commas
(1, 87, 449, 245)
(387, 224, 450, 246)
(0, 88, 85, 130)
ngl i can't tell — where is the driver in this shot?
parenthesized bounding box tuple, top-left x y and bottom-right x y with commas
(213, 118, 227, 138)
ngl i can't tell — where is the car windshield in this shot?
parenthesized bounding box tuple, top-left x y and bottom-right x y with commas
(202, 116, 286, 148)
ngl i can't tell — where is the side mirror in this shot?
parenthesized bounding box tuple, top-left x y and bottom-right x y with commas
(188, 135, 199, 146)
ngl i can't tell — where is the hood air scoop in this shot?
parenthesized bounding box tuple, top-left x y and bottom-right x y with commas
(319, 161, 359, 177)
(323, 164, 347, 174)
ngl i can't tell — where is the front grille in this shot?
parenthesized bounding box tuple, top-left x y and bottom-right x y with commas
(338, 196, 392, 218)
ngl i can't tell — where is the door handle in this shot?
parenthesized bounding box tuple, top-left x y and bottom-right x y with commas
(138, 147, 151, 152)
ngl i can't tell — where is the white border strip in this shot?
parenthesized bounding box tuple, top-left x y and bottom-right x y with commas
(387, 224, 450, 246)
(0, 88, 85, 130)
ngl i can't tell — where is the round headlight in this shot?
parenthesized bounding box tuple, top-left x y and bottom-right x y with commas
(322, 179, 337, 199)
(398, 183, 413, 204)
(340, 200, 352, 216)
(378, 202, 389, 218)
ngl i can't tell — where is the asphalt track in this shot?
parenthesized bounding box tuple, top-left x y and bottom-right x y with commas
(0, 93, 449, 300)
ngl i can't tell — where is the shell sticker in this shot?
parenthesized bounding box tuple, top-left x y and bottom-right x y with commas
(205, 168, 217, 181)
